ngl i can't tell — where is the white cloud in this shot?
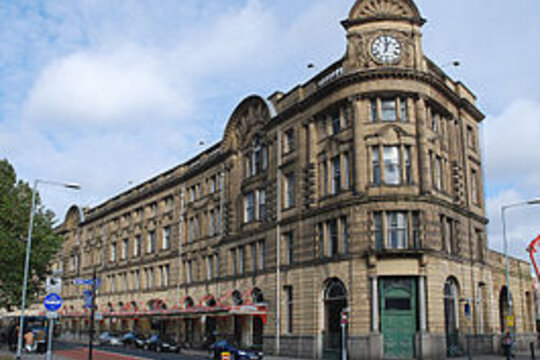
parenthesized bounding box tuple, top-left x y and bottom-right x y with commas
(484, 99, 540, 190)
(483, 99, 540, 259)
(23, 45, 193, 130)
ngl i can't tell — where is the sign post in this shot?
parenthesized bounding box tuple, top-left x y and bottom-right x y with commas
(88, 267, 98, 360)
(341, 308, 348, 360)
(464, 301, 472, 360)
(43, 293, 63, 360)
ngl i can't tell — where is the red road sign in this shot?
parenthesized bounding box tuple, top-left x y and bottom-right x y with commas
(341, 311, 348, 325)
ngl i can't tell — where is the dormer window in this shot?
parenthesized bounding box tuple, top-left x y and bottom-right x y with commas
(283, 128, 295, 154)
(245, 137, 268, 178)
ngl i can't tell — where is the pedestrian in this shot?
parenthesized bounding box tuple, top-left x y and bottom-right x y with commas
(24, 329, 35, 353)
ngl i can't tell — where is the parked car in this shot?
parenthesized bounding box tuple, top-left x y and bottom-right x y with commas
(98, 332, 123, 346)
(143, 334, 180, 352)
(121, 332, 146, 348)
(211, 340, 263, 360)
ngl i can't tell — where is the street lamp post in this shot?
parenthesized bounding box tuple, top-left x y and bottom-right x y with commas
(16, 179, 80, 360)
(500, 198, 540, 335)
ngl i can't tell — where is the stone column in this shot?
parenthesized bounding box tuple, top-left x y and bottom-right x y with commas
(419, 276, 427, 332)
(371, 276, 379, 332)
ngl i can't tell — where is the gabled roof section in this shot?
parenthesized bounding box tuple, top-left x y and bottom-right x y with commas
(343, 0, 426, 28)
(222, 95, 276, 152)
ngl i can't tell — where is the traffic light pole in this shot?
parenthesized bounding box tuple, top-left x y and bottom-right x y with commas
(88, 267, 97, 360)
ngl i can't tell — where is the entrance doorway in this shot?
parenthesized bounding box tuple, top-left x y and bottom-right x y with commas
(380, 277, 417, 359)
(323, 278, 347, 360)
(444, 277, 460, 356)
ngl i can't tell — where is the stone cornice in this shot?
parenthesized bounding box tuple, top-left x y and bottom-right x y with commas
(267, 68, 485, 131)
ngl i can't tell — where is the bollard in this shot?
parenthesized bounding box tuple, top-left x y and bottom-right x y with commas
(530, 342, 535, 360)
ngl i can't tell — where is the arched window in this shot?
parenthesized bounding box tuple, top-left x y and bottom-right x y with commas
(184, 296, 194, 309)
(323, 278, 348, 358)
(252, 287, 264, 304)
(232, 290, 243, 305)
(206, 295, 217, 308)
(444, 277, 460, 356)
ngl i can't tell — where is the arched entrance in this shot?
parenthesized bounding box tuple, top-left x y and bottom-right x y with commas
(252, 288, 264, 349)
(323, 278, 347, 360)
(380, 277, 417, 358)
(444, 277, 460, 356)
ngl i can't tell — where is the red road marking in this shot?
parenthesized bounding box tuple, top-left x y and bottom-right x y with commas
(56, 348, 149, 360)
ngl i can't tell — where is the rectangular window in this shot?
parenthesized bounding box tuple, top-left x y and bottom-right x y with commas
(412, 211, 420, 248)
(371, 99, 378, 123)
(322, 161, 329, 196)
(149, 268, 154, 289)
(207, 256, 214, 280)
(231, 249, 237, 277)
(251, 243, 257, 273)
(434, 156, 442, 190)
(238, 246, 245, 274)
(187, 261, 193, 283)
(372, 147, 381, 185)
(245, 192, 255, 223)
(331, 156, 341, 194)
(405, 146, 412, 185)
(135, 270, 140, 291)
(328, 219, 339, 256)
(383, 146, 401, 185)
(258, 240, 265, 270)
(471, 168, 479, 204)
(162, 226, 170, 250)
(431, 111, 438, 131)
(381, 99, 397, 122)
(284, 128, 295, 154)
(195, 214, 201, 239)
(317, 223, 325, 259)
(285, 286, 293, 333)
(343, 152, 350, 191)
(209, 210, 215, 236)
(121, 239, 128, 260)
(331, 112, 341, 135)
(110, 242, 117, 262)
(258, 189, 266, 221)
(164, 264, 170, 287)
(374, 212, 383, 250)
(340, 216, 348, 254)
(467, 126, 475, 149)
(387, 212, 408, 249)
(400, 98, 407, 122)
(285, 173, 295, 209)
(211, 176, 217, 193)
(189, 217, 194, 243)
(253, 141, 261, 175)
(148, 231, 156, 253)
(262, 145, 268, 170)
(285, 232, 294, 265)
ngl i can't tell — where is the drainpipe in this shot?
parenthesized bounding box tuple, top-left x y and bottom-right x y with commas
(276, 127, 282, 355)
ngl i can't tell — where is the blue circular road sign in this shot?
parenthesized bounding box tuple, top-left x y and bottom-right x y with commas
(44, 293, 63, 312)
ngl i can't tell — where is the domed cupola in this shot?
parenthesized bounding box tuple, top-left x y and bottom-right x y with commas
(342, 0, 427, 72)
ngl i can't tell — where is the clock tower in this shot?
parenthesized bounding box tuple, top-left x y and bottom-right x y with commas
(342, 0, 427, 72)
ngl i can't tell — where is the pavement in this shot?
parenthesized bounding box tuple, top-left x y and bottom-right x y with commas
(0, 344, 537, 360)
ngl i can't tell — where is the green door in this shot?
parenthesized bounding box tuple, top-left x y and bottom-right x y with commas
(380, 278, 416, 359)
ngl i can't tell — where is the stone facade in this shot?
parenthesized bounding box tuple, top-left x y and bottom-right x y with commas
(52, 0, 535, 359)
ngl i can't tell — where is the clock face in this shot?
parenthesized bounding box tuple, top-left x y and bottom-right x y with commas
(371, 35, 402, 64)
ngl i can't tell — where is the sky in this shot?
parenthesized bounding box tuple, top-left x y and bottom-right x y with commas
(1, 0, 540, 260)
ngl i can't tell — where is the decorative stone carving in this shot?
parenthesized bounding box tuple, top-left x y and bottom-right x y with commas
(353, 0, 413, 19)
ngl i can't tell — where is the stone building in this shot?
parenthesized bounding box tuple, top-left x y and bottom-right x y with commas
(53, 0, 536, 359)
